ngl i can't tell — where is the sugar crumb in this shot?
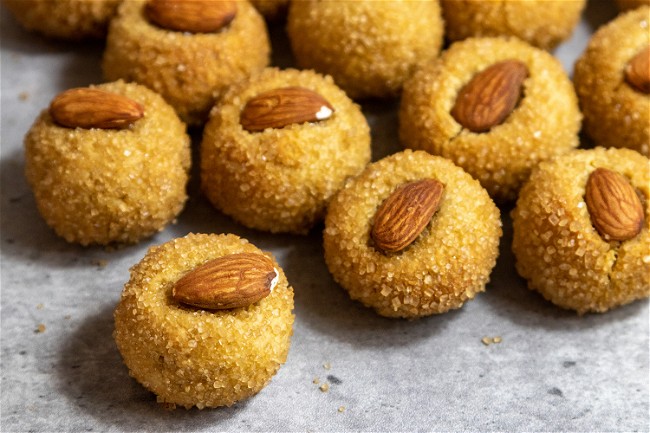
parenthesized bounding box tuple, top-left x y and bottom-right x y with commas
(313, 377, 320, 385)
(338, 406, 345, 413)
(36, 303, 44, 310)
(319, 383, 330, 393)
(323, 362, 331, 370)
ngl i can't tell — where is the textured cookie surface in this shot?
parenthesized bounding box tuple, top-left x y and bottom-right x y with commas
(324, 150, 502, 318)
(512, 148, 650, 314)
(201, 67, 371, 234)
(114, 233, 295, 409)
(287, 0, 444, 99)
(24, 80, 190, 246)
(574, 6, 650, 157)
(400, 37, 581, 202)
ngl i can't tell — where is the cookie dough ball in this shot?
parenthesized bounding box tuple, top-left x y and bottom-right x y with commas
(616, 0, 650, 11)
(24, 80, 190, 246)
(399, 37, 582, 202)
(103, 0, 270, 126)
(2, 0, 120, 39)
(201, 68, 371, 234)
(441, 0, 585, 50)
(512, 148, 649, 314)
(574, 7, 650, 157)
(114, 233, 294, 409)
(287, 0, 444, 99)
(250, 0, 288, 20)
(323, 150, 502, 319)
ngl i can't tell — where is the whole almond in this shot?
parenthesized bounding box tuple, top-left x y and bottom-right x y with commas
(451, 60, 529, 133)
(585, 168, 644, 241)
(240, 87, 335, 132)
(49, 88, 144, 130)
(146, 0, 237, 33)
(172, 253, 279, 310)
(371, 179, 445, 253)
(625, 46, 650, 94)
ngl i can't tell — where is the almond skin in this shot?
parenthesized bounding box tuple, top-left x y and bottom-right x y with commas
(49, 88, 144, 130)
(146, 0, 237, 34)
(371, 179, 445, 253)
(585, 167, 644, 242)
(240, 86, 335, 132)
(625, 46, 650, 94)
(451, 59, 529, 133)
(172, 253, 279, 310)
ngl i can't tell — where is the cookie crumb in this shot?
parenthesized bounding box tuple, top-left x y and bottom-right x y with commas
(92, 259, 108, 268)
(338, 406, 345, 413)
(482, 336, 502, 345)
(64, 315, 71, 320)
(312, 377, 320, 385)
(323, 362, 331, 370)
(36, 303, 44, 310)
(36, 324, 46, 333)
(319, 383, 330, 393)
(18, 92, 29, 101)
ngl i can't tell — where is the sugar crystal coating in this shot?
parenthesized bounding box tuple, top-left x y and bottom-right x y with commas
(512, 147, 650, 314)
(399, 37, 582, 202)
(287, 0, 444, 99)
(24, 80, 190, 246)
(201, 67, 371, 234)
(323, 150, 502, 319)
(103, 0, 270, 125)
(441, 0, 585, 50)
(114, 233, 295, 409)
(3, 0, 120, 39)
(574, 6, 650, 157)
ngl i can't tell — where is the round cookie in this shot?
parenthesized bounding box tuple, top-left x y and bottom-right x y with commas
(399, 37, 582, 202)
(573, 6, 650, 157)
(24, 80, 190, 246)
(2, 0, 121, 39)
(102, 0, 270, 126)
(323, 150, 502, 319)
(616, 0, 650, 11)
(201, 67, 371, 234)
(441, 0, 586, 50)
(286, 0, 444, 99)
(114, 233, 294, 409)
(512, 147, 649, 314)
(250, 0, 288, 20)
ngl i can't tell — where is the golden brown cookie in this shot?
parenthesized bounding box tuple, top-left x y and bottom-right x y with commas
(24, 80, 190, 246)
(103, 0, 270, 125)
(399, 37, 581, 202)
(3, 0, 121, 39)
(323, 150, 502, 319)
(512, 147, 649, 314)
(441, 0, 586, 50)
(574, 6, 650, 157)
(201, 67, 371, 234)
(114, 233, 294, 409)
(287, 0, 444, 99)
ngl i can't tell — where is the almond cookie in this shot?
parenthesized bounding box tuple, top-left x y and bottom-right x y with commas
(323, 150, 502, 319)
(512, 147, 649, 314)
(24, 80, 190, 245)
(201, 68, 371, 234)
(3, 0, 120, 39)
(114, 233, 294, 409)
(103, 0, 270, 126)
(287, 0, 444, 99)
(399, 37, 581, 202)
(441, 0, 585, 50)
(574, 6, 650, 156)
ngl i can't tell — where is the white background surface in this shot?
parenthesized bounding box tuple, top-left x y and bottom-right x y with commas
(1, 1, 649, 431)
